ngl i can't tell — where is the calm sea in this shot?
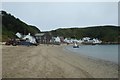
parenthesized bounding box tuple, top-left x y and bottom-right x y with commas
(65, 45, 119, 64)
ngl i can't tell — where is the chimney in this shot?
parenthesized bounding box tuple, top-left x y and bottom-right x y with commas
(28, 33, 30, 36)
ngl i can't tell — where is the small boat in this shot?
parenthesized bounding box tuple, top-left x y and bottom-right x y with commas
(73, 43, 79, 48)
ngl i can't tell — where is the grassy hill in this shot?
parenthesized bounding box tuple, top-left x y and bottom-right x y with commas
(1, 10, 119, 43)
(50, 26, 120, 42)
(1, 11, 40, 41)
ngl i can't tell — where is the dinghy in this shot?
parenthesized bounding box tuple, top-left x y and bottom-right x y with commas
(73, 43, 79, 48)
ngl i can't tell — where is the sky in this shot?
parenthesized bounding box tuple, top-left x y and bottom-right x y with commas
(2, 2, 118, 31)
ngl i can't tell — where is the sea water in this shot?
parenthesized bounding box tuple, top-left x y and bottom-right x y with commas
(65, 45, 119, 64)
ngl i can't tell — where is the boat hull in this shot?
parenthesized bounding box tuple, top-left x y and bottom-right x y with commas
(73, 46, 79, 48)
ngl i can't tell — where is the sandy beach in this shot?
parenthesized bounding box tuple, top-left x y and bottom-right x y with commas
(2, 44, 118, 78)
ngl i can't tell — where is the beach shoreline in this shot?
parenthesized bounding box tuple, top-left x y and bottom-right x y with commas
(64, 45, 118, 65)
(2, 44, 118, 78)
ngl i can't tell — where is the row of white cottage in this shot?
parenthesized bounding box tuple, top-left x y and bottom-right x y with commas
(40, 36, 102, 44)
(16, 32, 102, 44)
(64, 37, 102, 44)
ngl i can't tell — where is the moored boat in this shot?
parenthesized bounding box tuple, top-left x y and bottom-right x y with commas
(73, 43, 79, 48)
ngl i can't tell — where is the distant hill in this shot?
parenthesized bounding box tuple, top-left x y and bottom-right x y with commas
(50, 26, 120, 42)
(1, 11, 120, 43)
(1, 11, 41, 41)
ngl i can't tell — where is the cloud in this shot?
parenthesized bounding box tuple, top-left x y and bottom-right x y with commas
(2, 2, 118, 31)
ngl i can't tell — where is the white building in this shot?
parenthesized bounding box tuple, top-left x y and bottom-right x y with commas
(16, 32, 22, 38)
(93, 38, 102, 44)
(54, 36, 61, 43)
(64, 38, 72, 43)
(16, 32, 36, 44)
(81, 37, 102, 44)
(23, 33, 36, 44)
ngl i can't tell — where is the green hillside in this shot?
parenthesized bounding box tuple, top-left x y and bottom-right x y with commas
(1, 11, 40, 41)
(50, 26, 120, 42)
(1, 10, 120, 43)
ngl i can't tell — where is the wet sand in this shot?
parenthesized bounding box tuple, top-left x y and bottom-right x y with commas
(2, 44, 118, 78)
